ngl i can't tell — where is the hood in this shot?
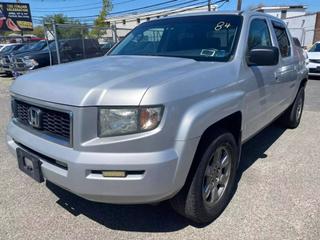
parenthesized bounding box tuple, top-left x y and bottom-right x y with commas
(12, 49, 38, 57)
(0, 52, 11, 57)
(15, 48, 50, 58)
(11, 55, 200, 106)
(14, 50, 45, 58)
(307, 51, 320, 60)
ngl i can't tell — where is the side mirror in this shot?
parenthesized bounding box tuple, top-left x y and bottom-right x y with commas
(248, 47, 279, 66)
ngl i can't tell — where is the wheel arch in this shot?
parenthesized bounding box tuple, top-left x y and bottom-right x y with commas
(183, 111, 242, 190)
(299, 78, 308, 89)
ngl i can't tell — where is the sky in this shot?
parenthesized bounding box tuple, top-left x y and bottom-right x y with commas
(4, 0, 320, 24)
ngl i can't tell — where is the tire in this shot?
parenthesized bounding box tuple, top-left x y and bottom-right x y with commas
(170, 129, 238, 224)
(280, 87, 305, 129)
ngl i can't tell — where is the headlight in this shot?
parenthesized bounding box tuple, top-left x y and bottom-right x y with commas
(23, 57, 38, 69)
(99, 106, 163, 137)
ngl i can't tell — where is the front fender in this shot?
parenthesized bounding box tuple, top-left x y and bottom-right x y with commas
(176, 91, 245, 140)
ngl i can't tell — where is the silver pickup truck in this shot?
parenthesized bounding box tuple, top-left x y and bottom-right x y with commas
(6, 11, 307, 224)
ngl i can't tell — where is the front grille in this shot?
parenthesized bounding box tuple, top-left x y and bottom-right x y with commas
(13, 100, 71, 143)
(4, 56, 10, 64)
(310, 59, 320, 64)
(13, 58, 26, 69)
(14, 57, 24, 63)
(309, 68, 320, 73)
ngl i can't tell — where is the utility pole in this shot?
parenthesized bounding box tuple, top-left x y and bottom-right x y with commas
(208, 0, 211, 11)
(237, 0, 242, 11)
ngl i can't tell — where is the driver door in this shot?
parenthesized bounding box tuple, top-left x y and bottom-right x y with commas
(243, 17, 280, 139)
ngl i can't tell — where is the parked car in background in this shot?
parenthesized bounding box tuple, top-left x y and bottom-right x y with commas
(307, 41, 320, 77)
(0, 43, 24, 73)
(0, 43, 24, 55)
(12, 38, 103, 75)
(0, 41, 50, 75)
(0, 43, 20, 52)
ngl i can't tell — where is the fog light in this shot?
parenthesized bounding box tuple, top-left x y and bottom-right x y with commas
(102, 171, 126, 178)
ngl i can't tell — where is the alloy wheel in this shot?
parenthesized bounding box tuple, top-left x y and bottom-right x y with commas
(202, 145, 232, 206)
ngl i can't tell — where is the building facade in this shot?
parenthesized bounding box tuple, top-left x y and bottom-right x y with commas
(105, 5, 217, 39)
(284, 12, 320, 47)
(254, 5, 307, 19)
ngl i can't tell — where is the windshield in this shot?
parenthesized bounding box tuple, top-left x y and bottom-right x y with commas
(309, 43, 320, 52)
(42, 41, 57, 51)
(1, 45, 17, 53)
(110, 15, 243, 62)
(16, 43, 35, 52)
(28, 41, 48, 51)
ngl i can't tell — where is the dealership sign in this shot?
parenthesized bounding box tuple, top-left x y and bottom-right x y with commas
(0, 2, 33, 31)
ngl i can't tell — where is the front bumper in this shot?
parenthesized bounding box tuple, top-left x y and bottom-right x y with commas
(11, 64, 29, 76)
(6, 120, 199, 204)
(307, 62, 320, 76)
(1, 64, 12, 73)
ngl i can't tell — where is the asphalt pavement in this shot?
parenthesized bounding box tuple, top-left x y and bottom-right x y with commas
(0, 75, 319, 240)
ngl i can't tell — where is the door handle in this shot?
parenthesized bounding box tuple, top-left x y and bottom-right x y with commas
(274, 72, 280, 82)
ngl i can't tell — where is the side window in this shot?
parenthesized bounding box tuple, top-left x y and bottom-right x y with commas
(272, 22, 291, 57)
(247, 19, 272, 51)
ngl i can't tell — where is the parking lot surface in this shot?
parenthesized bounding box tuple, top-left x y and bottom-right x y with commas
(0, 76, 319, 240)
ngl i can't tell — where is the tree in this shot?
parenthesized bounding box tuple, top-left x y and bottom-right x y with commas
(31, 26, 45, 38)
(91, 0, 112, 38)
(23, 25, 45, 38)
(43, 14, 69, 24)
(43, 14, 87, 39)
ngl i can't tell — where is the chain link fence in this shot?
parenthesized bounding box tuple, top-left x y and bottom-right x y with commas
(44, 22, 132, 65)
(288, 27, 320, 48)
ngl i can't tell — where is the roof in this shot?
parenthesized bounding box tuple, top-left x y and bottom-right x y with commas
(254, 5, 307, 11)
(163, 10, 241, 18)
(150, 10, 283, 20)
(106, 10, 286, 26)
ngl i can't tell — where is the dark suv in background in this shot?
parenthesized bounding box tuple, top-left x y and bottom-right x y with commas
(12, 38, 103, 75)
(0, 41, 51, 75)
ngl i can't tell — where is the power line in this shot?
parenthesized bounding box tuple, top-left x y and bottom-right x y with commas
(33, 5, 103, 13)
(109, 0, 205, 16)
(109, 0, 196, 15)
(59, 0, 230, 25)
(33, 0, 202, 18)
(108, 1, 215, 22)
(31, 0, 181, 11)
(33, 0, 228, 22)
(32, 1, 102, 10)
(32, 0, 185, 13)
(108, 0, 228, 23)
(217, 0, 228, 9)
